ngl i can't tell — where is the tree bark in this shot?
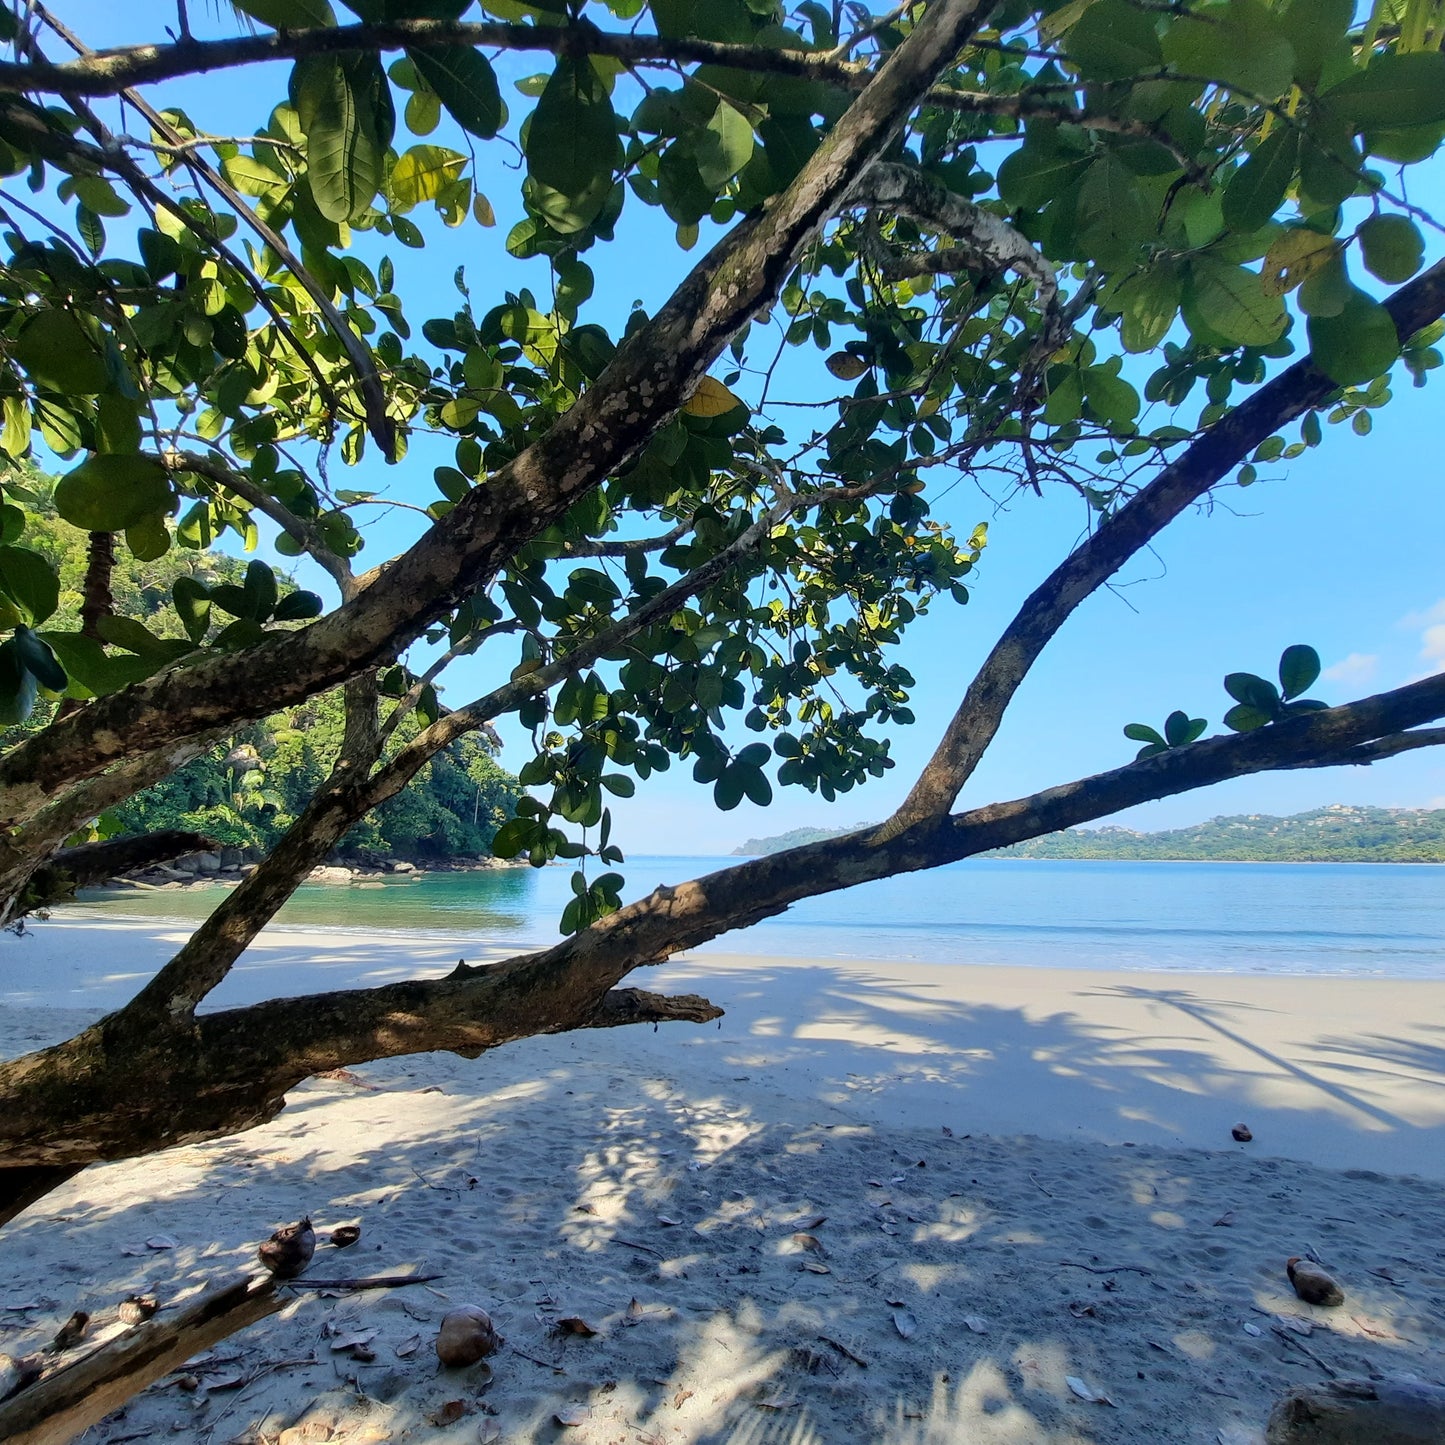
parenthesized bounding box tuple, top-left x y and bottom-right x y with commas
(0, 1274, 282, 1445)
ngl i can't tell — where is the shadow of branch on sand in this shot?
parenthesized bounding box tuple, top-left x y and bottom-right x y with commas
(3, 954, 1444, 1445)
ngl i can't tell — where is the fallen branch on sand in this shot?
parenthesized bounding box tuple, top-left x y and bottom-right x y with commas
(0, 1270, 444, 1445)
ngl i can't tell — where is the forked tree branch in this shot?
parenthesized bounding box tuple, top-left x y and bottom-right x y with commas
(0, 0, 996, 830)
(880, 257, 1445, 835)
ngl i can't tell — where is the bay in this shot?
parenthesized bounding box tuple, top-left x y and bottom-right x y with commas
(71, 856, 1445, 980)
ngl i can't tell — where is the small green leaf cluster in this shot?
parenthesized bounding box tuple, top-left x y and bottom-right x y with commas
(1123, 710, 1208, 761)
(1223, 645, 1327, 732)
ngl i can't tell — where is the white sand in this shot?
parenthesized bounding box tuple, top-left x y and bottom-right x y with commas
(1, 918, 1443, 1444)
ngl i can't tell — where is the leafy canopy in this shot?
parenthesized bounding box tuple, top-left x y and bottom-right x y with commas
(0, 0, 1442, 924)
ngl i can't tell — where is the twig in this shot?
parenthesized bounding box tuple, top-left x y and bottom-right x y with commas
(817, 1334, 869, 1368)
(1057, 1261, 1152, 1276)
(610, 1237, 663, 1258)
(1271, 1324, 1338, 1378)
(509, 1343, 564, 1373)
(1029, 1171, 1053, 1198)
(281, 1270, 441, 1295)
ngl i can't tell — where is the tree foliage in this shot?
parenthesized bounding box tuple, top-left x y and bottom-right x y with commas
(0, 0, 1442, 1250)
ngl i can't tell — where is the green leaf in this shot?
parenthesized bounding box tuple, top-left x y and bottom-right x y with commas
(409, 46, 503, 139)
(1322, 51, 1445, 130)
(13, 626, 66, 692)
(1306, 285, 1400, 386)
(172, 577, 211, 644)
(0, 545, 59, 625)
(526, 57, 618, 223)
(292, 51, 395, 222)
(1114, 264, 1181, 353)
(714, 767, 745, 811)
(695, 99, 753, 188)
(0, 638, 38, 725)
(39, 629, 156, 696)
(1124, 723, 1166, 745)
(274, 589, 323, 622)
(1222, 128, 1299, 234)
(234, 0, 335, 25)
(1162, 0, 1296, 100)
(1224, 671, 1281, 714)
(1358, 214, 1424, 284)
(124, 513, 171, 563)
(1163, 710, 1208, 747)
(97, 615, 192, 662)
(1223, 702, 1272, 732)
(1277, 644, 1320, 700)
(13, 310, 110, 395)
(388, 144, 466, 207)
(1065, 0, 1163, 79)
(1075, 154, 1150, 268)
(53, 455, 173, 532)
(1183, 261, 1288, 347)
(241, 557, 274, 621)
(600, 773, 635, 798)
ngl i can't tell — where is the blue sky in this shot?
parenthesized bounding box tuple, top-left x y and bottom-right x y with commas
(33, 3, 1445, 854)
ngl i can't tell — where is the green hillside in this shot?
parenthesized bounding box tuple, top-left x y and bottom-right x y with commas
(735, 806, 1445, 863)
(3, 486, 521, 863)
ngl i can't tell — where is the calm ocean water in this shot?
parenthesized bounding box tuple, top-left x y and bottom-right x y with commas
(72, 855, 1445, 979)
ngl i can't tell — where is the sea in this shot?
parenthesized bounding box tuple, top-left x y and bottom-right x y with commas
(69, 855, 1445, 980)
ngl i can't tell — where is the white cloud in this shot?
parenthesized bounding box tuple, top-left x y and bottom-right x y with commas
(1321, 652, 1378, 686)
(1422, 623, 1445, 672)
(1398, 599, 1445, 631)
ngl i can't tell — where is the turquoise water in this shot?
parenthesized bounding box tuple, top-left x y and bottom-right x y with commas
(73, 855, 1445, 979)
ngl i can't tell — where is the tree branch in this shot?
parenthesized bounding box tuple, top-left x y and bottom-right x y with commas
(24, 829, 215, 910)
(0, 735, 219, 929)
(3, 672, 1441, 1174)
(562, 521, 693, 557)
(165, 450, 354, 597)
(851, 161, 1063, 347)
(881, 256, 1445, 834)
(0, 0, 997, 830)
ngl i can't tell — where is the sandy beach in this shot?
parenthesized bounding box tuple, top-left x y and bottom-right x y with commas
(1, 916, 1442, 1443)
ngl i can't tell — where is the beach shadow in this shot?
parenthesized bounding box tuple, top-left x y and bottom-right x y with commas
(5, 992, 1444, 1445)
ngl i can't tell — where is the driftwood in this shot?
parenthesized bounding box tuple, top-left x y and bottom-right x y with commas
(1265, 1376, 1445, 1444)
(0, 1268, 444, 1445)
(0, 1273, 282, 1445)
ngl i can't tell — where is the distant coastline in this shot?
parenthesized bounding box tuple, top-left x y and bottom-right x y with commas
(733, 804, 1445, 863)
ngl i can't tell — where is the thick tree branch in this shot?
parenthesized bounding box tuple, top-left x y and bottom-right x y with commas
(852, 162, 1061, 337)
(0, 736, 219, 928)
(0, 17, 1202, 171)
(881, 256, 1445, 834)
(0, 0, 996, 830)
(1281, 725, 1445, 769)
(24, 830, 214, 910)
(3, 673, 1441, 1175)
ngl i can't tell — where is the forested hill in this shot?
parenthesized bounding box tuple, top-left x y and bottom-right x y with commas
(734, 806, 1445, 863)
(3, 493, 521, 863)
